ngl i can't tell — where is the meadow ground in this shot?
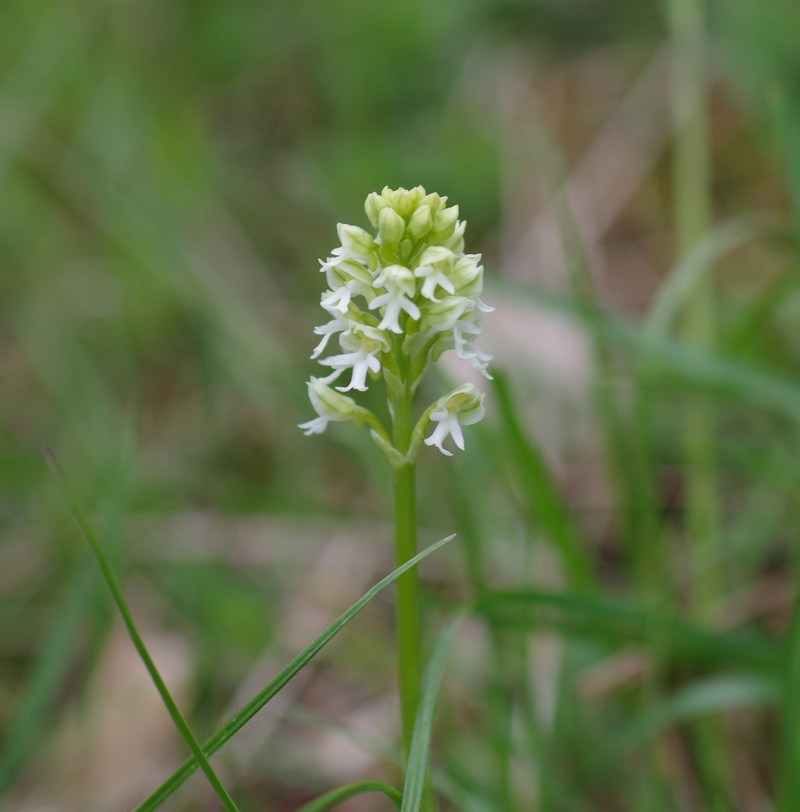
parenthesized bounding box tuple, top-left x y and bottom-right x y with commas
(2, 2, 800, 810)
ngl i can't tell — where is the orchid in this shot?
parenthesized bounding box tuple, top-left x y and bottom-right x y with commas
(299, 187, 494, 786)
(300, 185, 493, 458)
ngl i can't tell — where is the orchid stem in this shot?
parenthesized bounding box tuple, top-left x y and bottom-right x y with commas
(392, 381, 421, 758)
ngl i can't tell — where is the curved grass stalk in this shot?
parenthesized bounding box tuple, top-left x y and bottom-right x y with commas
(44, 445, 241, 812)
(134, 533, 454, 811)
(296, 781, 402, 811)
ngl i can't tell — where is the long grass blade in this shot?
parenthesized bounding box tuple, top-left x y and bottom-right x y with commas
(491, 369, 593, 590)
(135, 533, 455, 811)
(777, 594, 800, 812)
(401, 611, 465, 812)
(0, 557, 95, 793)
(491, 280, 800, 421)
(474, 589, 780, 671)
(296, 781, 403, 811)
(44, 446, 241, 812)
(645, 215, 773, 340)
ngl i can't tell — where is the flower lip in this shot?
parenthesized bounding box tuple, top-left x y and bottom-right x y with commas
(319, 324, 390, 392)
(423, 384, 485, 455)
(369, 265, 420, 334)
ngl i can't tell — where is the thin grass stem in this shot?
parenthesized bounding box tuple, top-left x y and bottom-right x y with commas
(43, 445, 241, 812)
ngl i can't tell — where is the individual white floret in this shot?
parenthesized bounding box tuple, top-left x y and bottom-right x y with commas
(318, 324, 390, 392)
(298, 377, 363, 435)
(310, 306, 351, 359)
(424, 384, 485, 456)
(414, 246, 456, 302)
(369, 265, 420, 334)
(453, 301, 494, 378)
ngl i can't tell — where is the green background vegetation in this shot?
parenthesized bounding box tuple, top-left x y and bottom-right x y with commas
(2, 0, 800, 809)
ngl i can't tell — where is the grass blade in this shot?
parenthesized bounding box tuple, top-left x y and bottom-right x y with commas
(492, 280, 800, 422)
(777, 594, 800, 812)
(401, 611, 465, 812)
(135, 533, 455, 811)
(645, 215, 773, 340)
(473, 589, 781, 671)
(296, 781, 403, 811)
(0, 556, 96, 794)
(491, 370, 593, 591)
(44, 446, 241, 812)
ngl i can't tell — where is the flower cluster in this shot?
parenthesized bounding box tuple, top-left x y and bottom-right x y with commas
(300, 186, 491, 459)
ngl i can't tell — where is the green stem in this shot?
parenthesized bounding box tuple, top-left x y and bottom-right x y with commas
(390, 376, 437, 812)
(669, 0, 719, 611)
(392, 384, 421, 758)
(44, 446, 241, 812)
(669, 1, 726, 807)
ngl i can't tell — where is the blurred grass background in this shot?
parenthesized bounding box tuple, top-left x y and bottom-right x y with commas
(2, 0, 800, 810)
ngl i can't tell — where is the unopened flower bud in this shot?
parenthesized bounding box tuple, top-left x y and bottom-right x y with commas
(337, 223, 376, 261)
(430, 205, 460, 241)
(398, 238, 414, 263)
(378, 207, 406, 245)
(390, 187, 414, 218)
(420, 193, 444, 214)
(451, 254, 483, 299)
(408, 185, 426, 207)
(365, 192, 389, 229)
(408, 204, 432, 240)
(440, 219, 466, 252)
(308, 378, 361, 422)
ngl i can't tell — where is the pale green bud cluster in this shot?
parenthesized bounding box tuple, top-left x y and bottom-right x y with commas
(299, 186, 492, 459)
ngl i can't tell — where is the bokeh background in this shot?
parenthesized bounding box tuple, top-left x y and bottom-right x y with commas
(3, 1, 800, 810)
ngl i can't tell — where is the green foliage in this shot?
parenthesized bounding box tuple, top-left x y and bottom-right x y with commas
(3, 0, 800, 810)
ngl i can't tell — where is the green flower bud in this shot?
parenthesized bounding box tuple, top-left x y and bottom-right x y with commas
(337, 223, 376, 262)
(378, 207, 406, 246)
(440, 219, 466, 253)
(408, 185, 426, 208)
(430, 205, 460, 241)
(308, 378, 362, 422)
(420, 192, 444, 215)
(390, 187, 414, 218)
(398, 238, 414, 263)
(408, 204, 432, 240)
(365, 192, 389, 229)
(451, 254, 483, 299)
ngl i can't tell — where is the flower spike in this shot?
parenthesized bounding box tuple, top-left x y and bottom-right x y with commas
(300, 186, 492, 460)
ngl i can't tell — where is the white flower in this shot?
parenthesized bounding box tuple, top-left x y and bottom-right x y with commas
(318, 254, 374, 314)
(310, 307, 351, 359)
(414, 246, 456, 302)
(318, 247, 350, 275)
(298, 414, 329, 435)
(298, 377, 362, 436)
(422, 295, 471, 334)
(321, 280, 369, 314)
(453, 301, 494, 379)
(319, 324, 390, 392)
(424, 384, 485, 456)
(369, 265, 420, 334)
